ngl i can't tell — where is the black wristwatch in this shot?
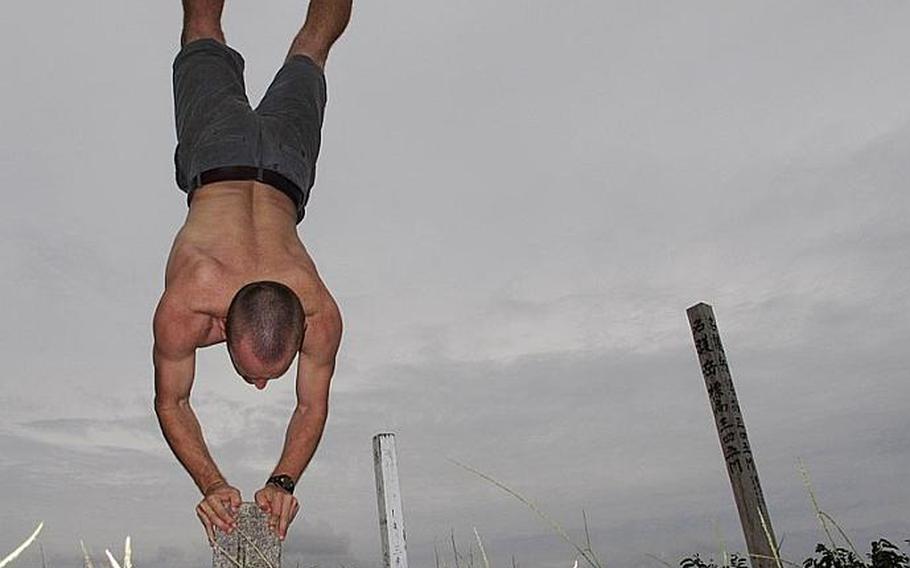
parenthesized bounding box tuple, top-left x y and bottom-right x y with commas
(267, 474, 296, 494)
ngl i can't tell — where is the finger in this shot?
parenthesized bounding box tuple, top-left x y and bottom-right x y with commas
(258, 492, 275, 531)
(196, 507, 214, 544)
(200, 500, 231, 534)
(230, 490, 241, 513)
(270, 506, 280, 532)
(207, 496, 236, 531)
(256, 491, 270, 513)
(269, 498, 281, 534)
(290, 499, 300, 523)
(197, 506, 215, 544)
(278, 497, 294, 539)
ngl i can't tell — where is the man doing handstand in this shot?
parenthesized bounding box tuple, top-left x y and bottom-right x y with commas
(153, 0, 351, 543)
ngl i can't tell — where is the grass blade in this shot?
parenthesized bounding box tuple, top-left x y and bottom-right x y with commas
(758, 507, 783, 568)
(797, 458, 836, 550)
(236, 525, 278, 568)
(473, 527, 491, 568)
(0, 521, 44, 568)
(104, 549, 123, 568)
(80, 540, 96, 568)
(448, 458, 602, 568)
(644, 553, 674, 568)
(123, 536, 132, 568)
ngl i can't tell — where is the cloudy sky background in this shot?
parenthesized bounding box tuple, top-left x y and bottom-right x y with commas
(1, 1, 908, 567)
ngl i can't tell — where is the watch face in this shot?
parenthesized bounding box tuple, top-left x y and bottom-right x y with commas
(269, 475, 294, 493)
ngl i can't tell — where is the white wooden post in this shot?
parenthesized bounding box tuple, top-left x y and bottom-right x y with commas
(687, 303, 778, 568)
(373, 432, 409, 568)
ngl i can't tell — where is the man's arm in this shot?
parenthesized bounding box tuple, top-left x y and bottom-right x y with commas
(153, 349, 227, 493)
(271, 357, 334, 481)
(256, 308, 342, 538)
(153, 297, 239, 540)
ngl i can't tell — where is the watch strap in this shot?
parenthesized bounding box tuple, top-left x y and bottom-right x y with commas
(267, 474, 296, 494)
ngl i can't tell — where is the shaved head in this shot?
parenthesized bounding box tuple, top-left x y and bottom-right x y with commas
(225, 281, 305, 375)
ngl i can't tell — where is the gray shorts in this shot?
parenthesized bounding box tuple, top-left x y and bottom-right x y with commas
(172, 38, 327, 223)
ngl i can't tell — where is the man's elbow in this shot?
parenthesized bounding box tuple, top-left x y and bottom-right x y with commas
(154, 395, 190, 415)
(296, 401, 328, 422)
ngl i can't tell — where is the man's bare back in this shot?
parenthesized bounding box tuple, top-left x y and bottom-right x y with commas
(154, 181, 343, 546)
(159, 181, 339, 364)
(153, 0, 351, 545)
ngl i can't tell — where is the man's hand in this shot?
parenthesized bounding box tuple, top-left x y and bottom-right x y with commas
(255, 484, 300, 540)
(196, 481, 241, 543)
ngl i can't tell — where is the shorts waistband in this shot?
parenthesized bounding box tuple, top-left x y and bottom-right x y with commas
(187, 166, 305, 222)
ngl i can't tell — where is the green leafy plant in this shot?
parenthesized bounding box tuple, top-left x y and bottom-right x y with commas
(800, 539, 910, 568)
(870, 539, 910, 568)
(679, 552, 749, 568)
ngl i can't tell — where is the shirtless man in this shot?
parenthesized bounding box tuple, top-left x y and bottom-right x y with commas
(153, 0, 350, 544)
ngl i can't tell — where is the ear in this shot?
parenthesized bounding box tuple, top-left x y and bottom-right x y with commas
(217, 318, 227, 336)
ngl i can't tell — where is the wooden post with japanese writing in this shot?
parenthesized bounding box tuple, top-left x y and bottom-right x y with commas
(687, 303, 779, 568)
(373, 432, 409, 568)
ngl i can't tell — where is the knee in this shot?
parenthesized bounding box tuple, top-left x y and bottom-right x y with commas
(180, 25, 226, 47)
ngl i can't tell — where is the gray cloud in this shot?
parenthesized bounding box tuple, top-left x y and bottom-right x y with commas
(2, 1, 910, 568)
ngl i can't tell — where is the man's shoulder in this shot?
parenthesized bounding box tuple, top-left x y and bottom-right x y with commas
(153, 291, 213, 359)
(300, 295, 343, 362)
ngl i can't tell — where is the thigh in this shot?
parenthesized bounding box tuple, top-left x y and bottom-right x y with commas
(255, 54, 327, 172)
(173, 39, 258, 189)
(255, 55, 328, 214)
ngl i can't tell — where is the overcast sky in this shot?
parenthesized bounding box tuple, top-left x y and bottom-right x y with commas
(1, 1, 908, 567)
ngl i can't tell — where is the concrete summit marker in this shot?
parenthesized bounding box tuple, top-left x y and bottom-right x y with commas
(212, 502, 281, 568)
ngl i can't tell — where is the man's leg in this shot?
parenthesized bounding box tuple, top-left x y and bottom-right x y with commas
(173, 0, 259, 196)
(286, 0, 353, 69)
(181, 0, 226, 46)
(249, 1, 351, 223)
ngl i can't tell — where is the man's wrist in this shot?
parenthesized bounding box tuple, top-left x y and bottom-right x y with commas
(266, 473, 296, 494)
(202, 477, 228, 495)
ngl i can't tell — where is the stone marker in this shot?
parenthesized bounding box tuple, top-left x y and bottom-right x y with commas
(212, 502, 281, 568)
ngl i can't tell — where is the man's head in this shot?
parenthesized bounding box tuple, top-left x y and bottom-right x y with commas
(225, 281, 305, 389)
